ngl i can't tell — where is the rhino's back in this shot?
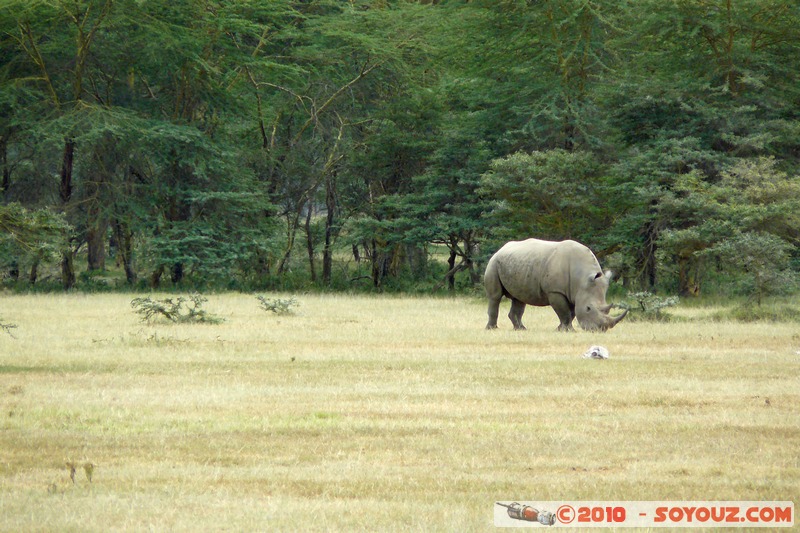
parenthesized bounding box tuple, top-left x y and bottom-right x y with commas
(490, 239, 598, 305)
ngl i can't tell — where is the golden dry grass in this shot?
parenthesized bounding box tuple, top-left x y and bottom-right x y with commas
(1, 293, 798, 531)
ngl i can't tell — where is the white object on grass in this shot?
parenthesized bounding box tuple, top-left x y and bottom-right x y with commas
(583, 345, 609, 360)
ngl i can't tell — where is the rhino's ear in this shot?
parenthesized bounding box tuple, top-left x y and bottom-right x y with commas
(605, 270, 614, 282)
(590, 272, 603, 283)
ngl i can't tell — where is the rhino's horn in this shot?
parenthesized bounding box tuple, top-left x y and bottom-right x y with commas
(608, 308, 628, 328)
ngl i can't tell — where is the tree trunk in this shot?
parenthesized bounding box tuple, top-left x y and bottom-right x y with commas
(86, 155, 109, 272)
(150, 265, 165, 289)
(433, 258, 467, 292)
(371, 240, 392, 289)
(305, 203, 316, 283)
(677, 253, 701, 297)
(254, 248, 271, 282)
(60, 138, 76, 289)
(61, 250, 76, 290)
(60, 139, 74, 204)
(637, 219, 659, 290)
(322, 172, 337, 286)
(677, 255, 688, 296)
(29, 257, 39, 284)
(405, 245, 427, 278)
(171, 263, 184, 284)
(447, 249, 457, 291)
(464, 237, 481, 286)
(277, 202, 305, 276)
(87, 219, 107, 271)
(113, 219, 137, 285)
(0, 134, 9, 196)
(644, 247, 657, 289)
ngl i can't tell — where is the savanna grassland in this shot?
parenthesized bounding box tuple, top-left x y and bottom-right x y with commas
(0, 293, 798, 531)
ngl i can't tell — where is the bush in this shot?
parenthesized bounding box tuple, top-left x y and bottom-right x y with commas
(620, 291, 680, 321)
(131, 293, 222, 324)
(257, 295, 299, 315)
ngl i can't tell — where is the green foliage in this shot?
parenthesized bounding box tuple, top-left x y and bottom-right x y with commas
(0, 204, 69, 283)
(130, 294, 222, 324)
(1, 0, 799, 295)
(480, 149, 610, 243)
(0, 203, 67, 257)
(702, 232, 798, 306)
(256, 295, 299, 316)
(620, 292, 680, 322)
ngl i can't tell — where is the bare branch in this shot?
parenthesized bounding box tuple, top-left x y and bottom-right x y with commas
(292, 58, 384, 145)
(16, 22, 61, 108)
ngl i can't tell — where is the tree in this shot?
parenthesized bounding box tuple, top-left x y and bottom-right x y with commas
(659, 157, 799, 295)
(704, 232, 797, 305)
(232, 1, 432, 287)
(0, 203, 67, 282)
(481, 149, 612, 245)
(3, 0, 115, 287)
(345, 90, 439, 289)
(601, 0, 800, 291)
(0, 0, 288, 288)
(1, 0, 798, 295)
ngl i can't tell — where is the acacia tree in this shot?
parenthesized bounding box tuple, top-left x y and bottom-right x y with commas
(2, 0, 285, 287)
(246, 2, 434, 287)
(600, 0, 800, 290)
(345, 90, 438, 289)
(1, 0, 798, 295)
(704, 232, 797, 305)
(4, 0, 114, 287)
(660, 157, 800, 294)
(0, 203, 67, 282)
(416, 114, 492, 290)
(481, 150, 608, 241)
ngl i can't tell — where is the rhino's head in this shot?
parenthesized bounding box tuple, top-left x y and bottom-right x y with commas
(575, 270, 628, 332)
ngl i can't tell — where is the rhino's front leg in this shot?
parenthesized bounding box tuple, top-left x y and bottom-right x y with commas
(508, 298, 527, 330)
(548, 293, 575, 332)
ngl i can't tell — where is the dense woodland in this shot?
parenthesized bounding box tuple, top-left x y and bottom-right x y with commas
(1, 0, 799, 297)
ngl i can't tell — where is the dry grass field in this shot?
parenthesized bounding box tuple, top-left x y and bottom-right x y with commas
(0, 293, 798, 531)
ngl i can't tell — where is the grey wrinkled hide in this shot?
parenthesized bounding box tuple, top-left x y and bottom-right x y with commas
(485, 238, 628, 332)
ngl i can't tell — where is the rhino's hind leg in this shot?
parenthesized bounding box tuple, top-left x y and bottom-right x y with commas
(485, 264, 503, 329)
(486, 296, 501, 329)
(548, 293, 575, 332)
(508, 298, 527, 330)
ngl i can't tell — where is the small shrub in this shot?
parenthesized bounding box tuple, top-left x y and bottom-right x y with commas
(131, 293, 222, 324)
(257, 295, 299, 315)
(620, 291, 679, 322)
(1, 319, 17, 337)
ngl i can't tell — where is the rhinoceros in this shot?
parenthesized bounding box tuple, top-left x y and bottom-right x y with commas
(485, 238, 628, 332)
